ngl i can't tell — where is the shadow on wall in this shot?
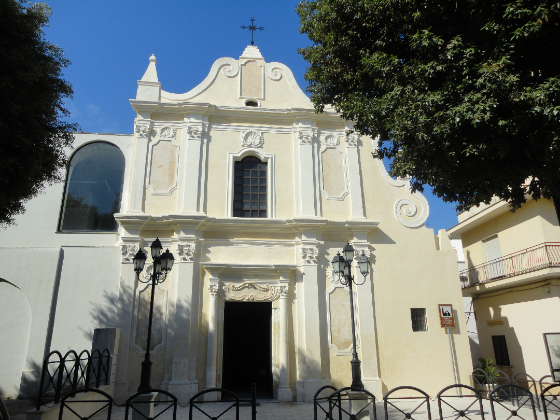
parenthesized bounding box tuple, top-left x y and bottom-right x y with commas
(477, 304, 525, 377)
(81, 289, 123, 342)
(0, 279, 32, 399)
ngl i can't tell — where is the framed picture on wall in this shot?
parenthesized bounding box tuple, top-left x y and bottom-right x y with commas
(543, 333, 560, 382)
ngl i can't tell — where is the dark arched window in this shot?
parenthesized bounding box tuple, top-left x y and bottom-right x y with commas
(59, 142, 125, 231)
(233, 156, 267, 218)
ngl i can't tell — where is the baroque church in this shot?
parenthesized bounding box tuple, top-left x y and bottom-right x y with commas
(0, 45, 472, 404)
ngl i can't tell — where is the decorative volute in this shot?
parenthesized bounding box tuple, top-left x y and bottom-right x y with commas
(136, 54, 161, 101)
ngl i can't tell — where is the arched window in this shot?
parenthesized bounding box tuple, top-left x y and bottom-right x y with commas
(233, 156, 267, 218)
(59, 142, 125, 231)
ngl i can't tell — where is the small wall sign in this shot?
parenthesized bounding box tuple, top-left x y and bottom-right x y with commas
(438, 304, 455, 328)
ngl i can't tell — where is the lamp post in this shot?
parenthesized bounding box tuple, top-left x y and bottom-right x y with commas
(132, 238, 174, 392)
(331, 242, 370, 389)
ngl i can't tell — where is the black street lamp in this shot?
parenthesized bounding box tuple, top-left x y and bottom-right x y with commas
(331, 242, 370, 389)
(132, 238, 174, 392)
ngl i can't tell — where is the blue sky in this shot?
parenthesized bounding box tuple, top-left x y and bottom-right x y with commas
(43, 0, 460, 232)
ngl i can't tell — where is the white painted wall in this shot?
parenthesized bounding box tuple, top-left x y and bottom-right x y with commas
(0, 280, 32, 398)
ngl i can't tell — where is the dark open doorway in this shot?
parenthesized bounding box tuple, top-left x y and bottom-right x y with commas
(222, 301, 273, 399)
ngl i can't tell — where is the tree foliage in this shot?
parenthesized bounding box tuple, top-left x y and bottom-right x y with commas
(297, 0, 560, 212)
(0, 0, 77, 225)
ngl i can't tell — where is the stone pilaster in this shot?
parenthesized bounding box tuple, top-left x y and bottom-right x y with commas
(167, 242, 198, 405)
(204, 279, 219, 400)
(294, 123, 321, 217)
(345, 124, 366, 219)
(129, 120, 152, 213)
(298, 241, 325, 402)
(177, 116, 207, 214)
(277, 281, 293, 402)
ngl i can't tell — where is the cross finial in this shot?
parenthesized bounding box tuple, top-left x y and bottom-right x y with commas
(241, 17, 264, 46)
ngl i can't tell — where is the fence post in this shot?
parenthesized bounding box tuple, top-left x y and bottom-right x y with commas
(54, 357, 65, 404)
(71, 355, 80, 392)
(85, 352, 93, 388)
(95, 352, 103, 388)
(36, 358, 49, 410)
(251, 382, 257, 420)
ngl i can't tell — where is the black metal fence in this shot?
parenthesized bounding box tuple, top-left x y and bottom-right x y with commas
(314, 382, 543, 420)
(36, 348, 111, 410)
(188, 383, 257, 420)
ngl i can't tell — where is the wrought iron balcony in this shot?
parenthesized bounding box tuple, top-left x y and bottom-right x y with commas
(460, 242, 560, 288)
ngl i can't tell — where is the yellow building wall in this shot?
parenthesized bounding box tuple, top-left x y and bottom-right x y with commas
(473, 279, 560, 378)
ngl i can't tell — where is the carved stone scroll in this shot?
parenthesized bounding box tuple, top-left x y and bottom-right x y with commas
(219, 282, 280, 302)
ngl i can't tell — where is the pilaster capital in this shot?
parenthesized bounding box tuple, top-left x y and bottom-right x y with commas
(176, 243, 196, 263)
(121, 243, 140, 263)
(208, 283, 219, 296)
(279, 285, 289, 299)
(186, 125, 204, 140)
(300, 246, 319, 265)
(346, 132, 360, 148)
(298, 129, 316, 145)
(135, 121, 152, 138)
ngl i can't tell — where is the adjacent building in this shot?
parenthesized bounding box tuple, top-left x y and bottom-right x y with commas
(448, 197, 560, 379)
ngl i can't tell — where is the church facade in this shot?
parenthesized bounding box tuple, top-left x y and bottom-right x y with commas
(0, 46, 472, 404)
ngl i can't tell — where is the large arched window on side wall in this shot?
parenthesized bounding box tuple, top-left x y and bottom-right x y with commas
(233, 156, 267, 218)
(59, 142, 125, 231)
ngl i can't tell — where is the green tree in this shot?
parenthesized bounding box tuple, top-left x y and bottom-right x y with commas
(297, 0, 560, 216)
(0, 0, 78, 225)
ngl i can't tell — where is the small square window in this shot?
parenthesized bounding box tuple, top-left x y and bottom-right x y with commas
(251, 186, 258, 192)
(259, 202, 266, 209)
(411, 308, 427, 332)
(259, 210, 266, 217)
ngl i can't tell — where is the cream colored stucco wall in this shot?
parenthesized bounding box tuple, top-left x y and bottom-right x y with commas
(461, 200, 560, 269)
(473, 279, 560, 378)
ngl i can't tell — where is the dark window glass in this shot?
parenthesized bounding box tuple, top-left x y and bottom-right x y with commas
(234, 156, 267, 218)
(411, 308, 428, 332)
(492, 335, 511, 366)
(59, 142, 125, 231)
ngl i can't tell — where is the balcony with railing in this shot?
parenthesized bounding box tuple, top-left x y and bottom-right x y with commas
(460, 242, 560, 289)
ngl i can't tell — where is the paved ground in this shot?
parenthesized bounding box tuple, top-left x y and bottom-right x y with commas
(9, 394, 555, 420)
(98, 396, 547, 420)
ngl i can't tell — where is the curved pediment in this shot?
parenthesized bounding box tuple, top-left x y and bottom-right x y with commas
(154, 46, 315, 109)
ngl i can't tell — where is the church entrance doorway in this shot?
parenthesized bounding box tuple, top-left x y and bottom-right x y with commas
(222, 301, 273, 399)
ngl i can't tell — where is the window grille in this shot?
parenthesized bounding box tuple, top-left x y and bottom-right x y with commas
(492, 335, 511, 366)
(233, 156, 267, 218)
(411, 308, 428, 332)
